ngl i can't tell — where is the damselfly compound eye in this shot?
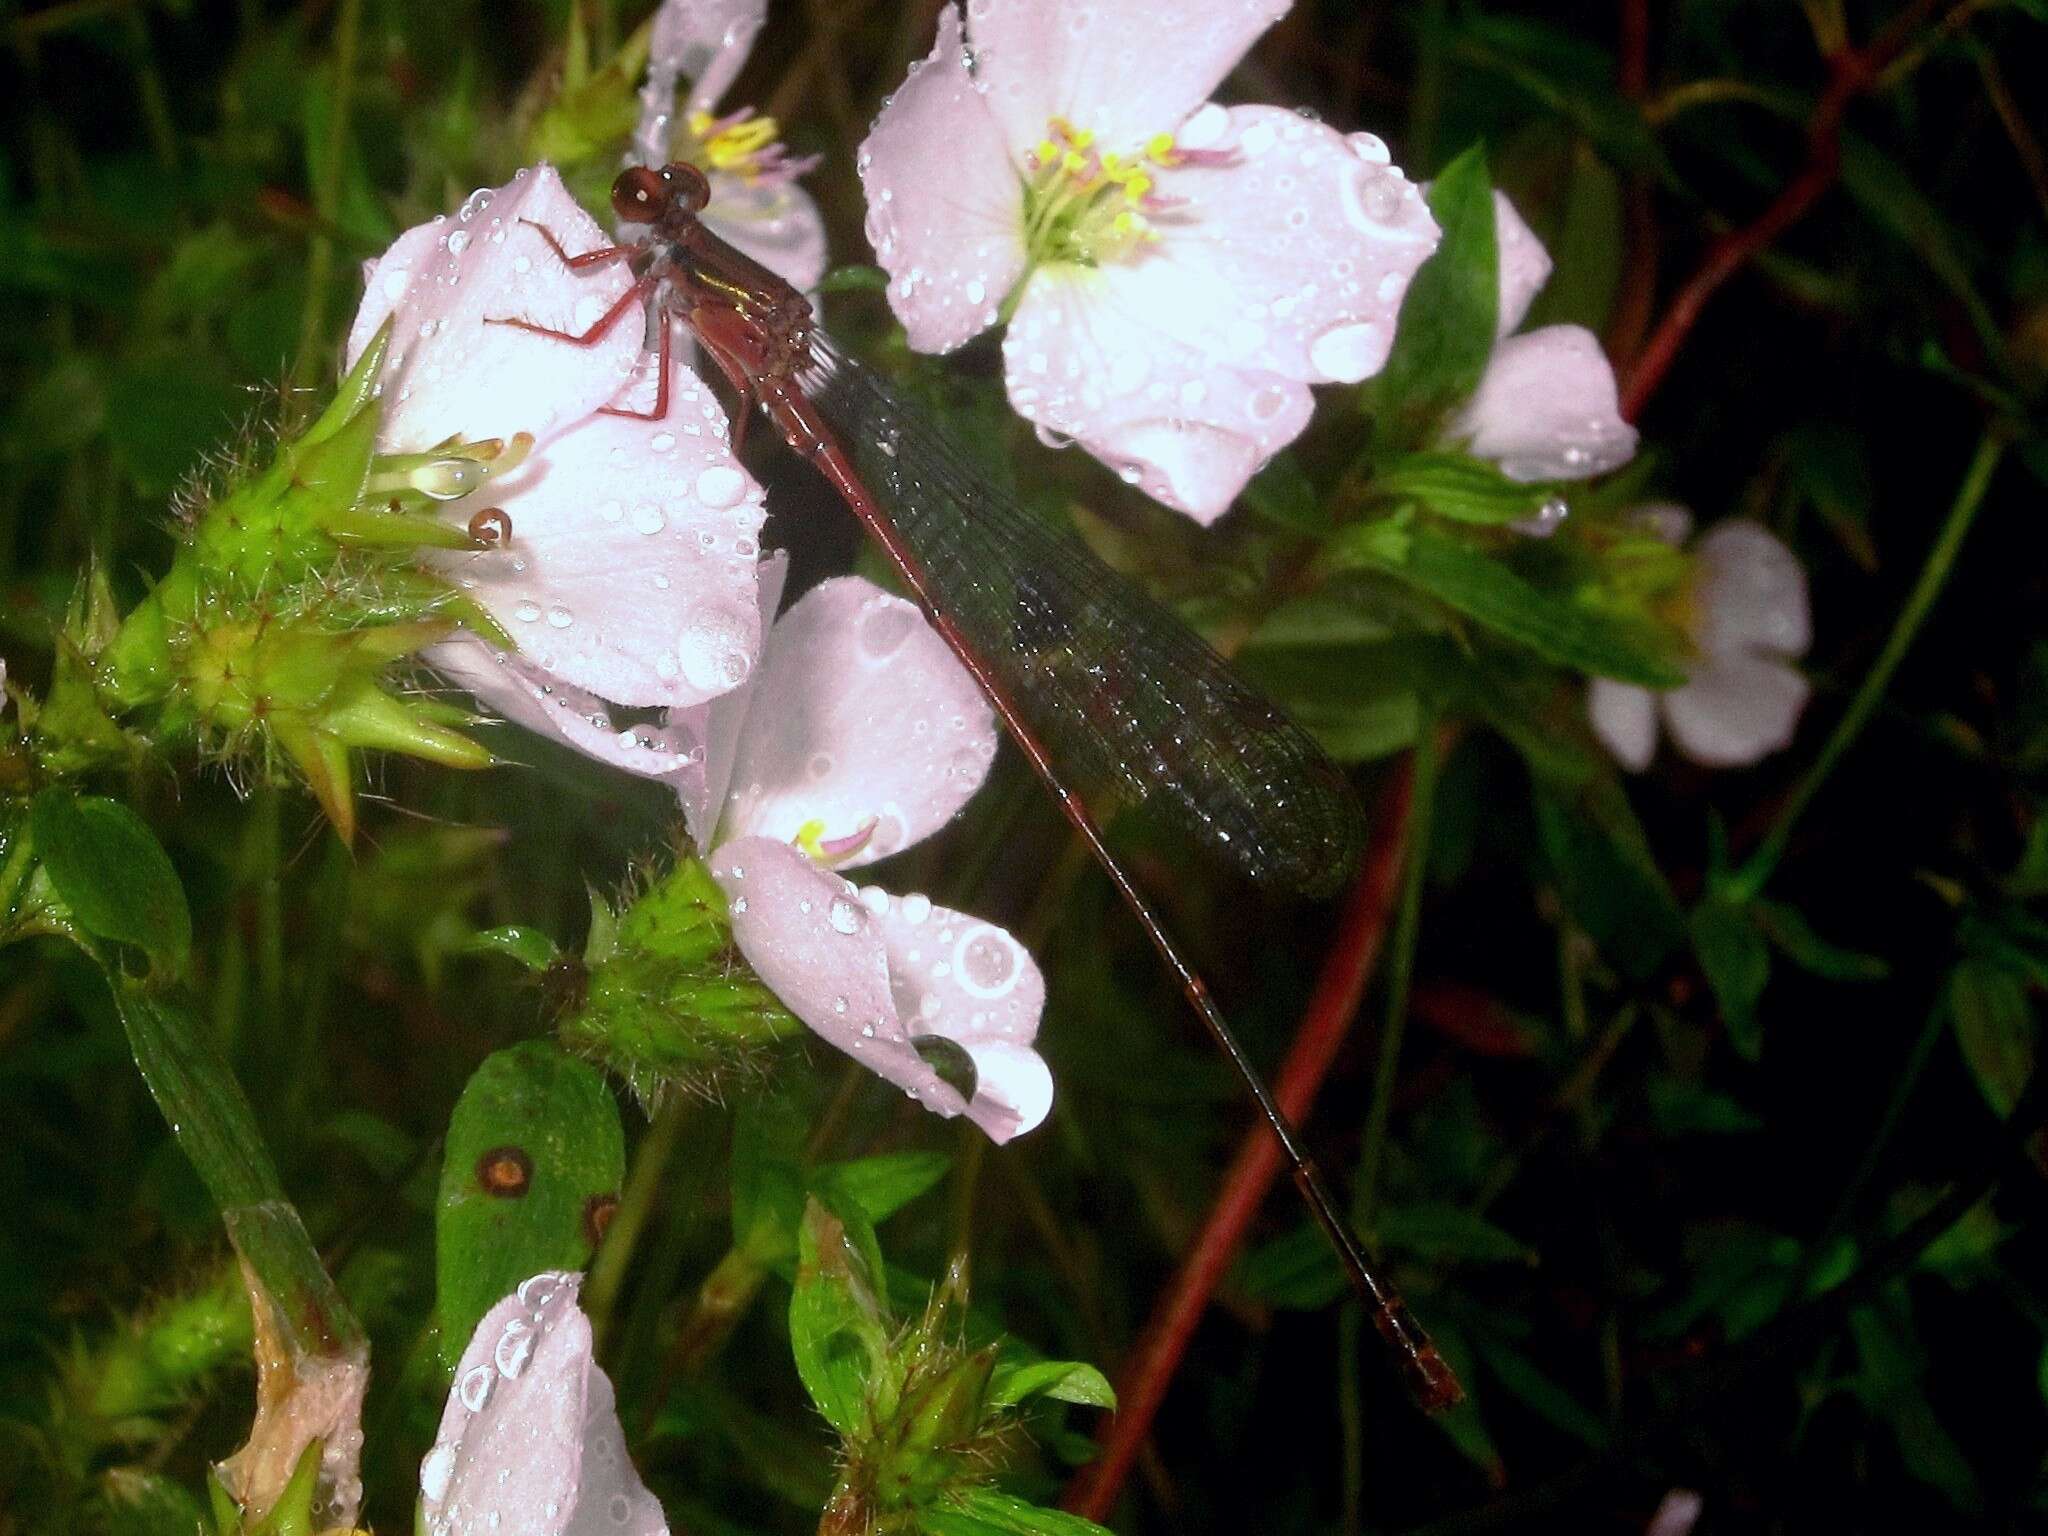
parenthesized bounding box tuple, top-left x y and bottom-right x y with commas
(660, 161, 711, 214)
(611, 165, 668, 222)
(468, 506, 513, 545)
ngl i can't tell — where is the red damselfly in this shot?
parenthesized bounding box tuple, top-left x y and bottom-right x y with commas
(489, 161, 1460, 1411)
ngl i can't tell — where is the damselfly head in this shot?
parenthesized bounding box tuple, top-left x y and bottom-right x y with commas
(611, 162, 710, 223)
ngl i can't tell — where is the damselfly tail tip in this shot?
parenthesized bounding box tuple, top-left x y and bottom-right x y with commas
(1373, 1300, 1465, 1413)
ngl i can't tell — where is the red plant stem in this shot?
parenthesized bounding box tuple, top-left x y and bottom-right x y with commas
(1617, 0, 1939, 422)
(1063, 761, 1416, 1522)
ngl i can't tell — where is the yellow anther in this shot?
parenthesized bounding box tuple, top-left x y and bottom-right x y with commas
(794, 818, 829, 861)
(1145, 131, 1178, 163)
(1070, 127, 1095, 149)
(1049, 115, 1077, 140)
(1060, 149, 1088, 175)
(1123, 173, 1153, 203)
(1036, 138, 1058, 163)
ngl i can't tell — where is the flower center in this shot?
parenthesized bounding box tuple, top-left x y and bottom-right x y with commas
(1018, 118, 1191, 272)
(677, 107, 812, 188)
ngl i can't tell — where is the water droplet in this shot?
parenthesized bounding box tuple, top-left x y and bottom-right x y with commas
(459, 1364, 494, 1411)
(1511, 495, 1571, 538)
(546, 605, 574, 628)
(1179, 102, 1230, 150)
(732, 896, 748, 914)
(829, 897, 864, 935)
(517, 1275, 559, 1307)
(1240, 120, 1278, 157)
(514, 600, 541, 623)
(651, 431, 675, 452)
(957, 928, 1019, 995)
(965, 277, 987, 304)
(902, 893, 932, 924)
(512, 254, 532, 274)
(861, 604, 916, 658)
(696, 465, 747, 508)
(630, 504, 666, 534)
(1308, 321, 1384, 382)
(609, 1494, 632, 1525)
(1348, 131, 1391, 165)
(494, 1319, 536, 1378)
(420, 1445, 457, 1503)
(445, 230, 471, 256)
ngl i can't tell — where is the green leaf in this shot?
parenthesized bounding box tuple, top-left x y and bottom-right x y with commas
(1466, 1328, 1606, 1448)
(1331, 521, 1684, 687)
(31, 789, 191, 968)
(987, 1359, 1117, 1410)
(1378, 1201, 1533, 1265)
(818, 264, 889, 294)
(1646, 1075, 1763, 1136)
(1691, 897, 1771, 1060)
(112, 979, 361, 1357)
(1370, 142, 1500, 450)
(815, 1151, 953, 1227)
(1947, 960, 2035, 1119)
(1849, 1304, 1984, 1510)
(463, 924, 561, 971)
(789, 1198, 891, 1437)
(436, 1041, 625, 1371)
(1757, 901, 1888, 982)
(920, 1490, 1116, 1536)
(1375, 451, 1558, 525)
(1240, 451, 1326, 534)
(1534, 778, 1684, 980)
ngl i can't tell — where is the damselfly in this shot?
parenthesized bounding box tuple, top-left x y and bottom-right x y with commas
(490, 161, 1460, 1411)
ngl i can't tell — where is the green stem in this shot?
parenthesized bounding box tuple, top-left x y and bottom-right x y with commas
(585, 1097, 688, 1348)
(946, 1123, 987, 1300)
(1354, 711, 1441, 1223)
(1733, 430, 2005, 898)
(292, 0, 364, 384)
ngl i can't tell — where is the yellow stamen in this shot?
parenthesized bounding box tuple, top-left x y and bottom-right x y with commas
(794, 818, 829, 861)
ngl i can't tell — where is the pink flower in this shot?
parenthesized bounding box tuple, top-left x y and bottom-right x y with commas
(686, 562, 1053, 1143)
(631, 0, 827, 291)
(1451, 192, 1638, 487)
(344, 166, 771, 784)
(418, 1273, 668, 1536)
(1588, 510, 1813, 771)
(857, 0, 1440, 524)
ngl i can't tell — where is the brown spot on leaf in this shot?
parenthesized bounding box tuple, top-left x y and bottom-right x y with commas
(583, 1193, 620, 1247)
(476, 1145, 533, 1197)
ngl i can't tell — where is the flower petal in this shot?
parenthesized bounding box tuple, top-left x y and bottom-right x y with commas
(1493, 190, 1553, 337)
(1690, 520, 1810, 660)
(1588, 678, 1658, 773)
(859, 4, 1027, 353)
(706, 176, 829, 293)
(346, 167, 641, 453)
(967, 0, 1289, 157)
(717, 577, 996, 866)
(427, 359, 765, 709)
(1107, 107, 1438, 385)
(638, 0, 768, 168)
(1004, 265, 1311, 521)
(420, 1272, 667, 1536)
(1449, 324, 1638, 482)
(1662, 650, 1812, 769)
(680, 552, 788, 850)
(859, 883, 1051, 1139)
(713, 835, 970, 1121)
(428, 636, 714, 804)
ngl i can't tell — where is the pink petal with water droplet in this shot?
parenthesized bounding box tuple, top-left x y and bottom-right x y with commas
(428, 636, 712, 806)
(864, 885, 1051, 1138)
(421, 1274, 602, 1536)
(1450, 325, 1638, 483)
(427, 354, 764, 710)
(1492, 190, 1553, 337)
(657, 0, 768, 119)
(967, 0, 1288, 158)
(1690, 521, 1810, 660)
(717, 577, 995, 867)
(562, 1368, 668, 1536)
(1109, 106, 1438, 385)
(1587, 678, 1657, 773)
(1004, 266, 1311, 522)
(1663, 650, 1811, 769)
(858, 4, 1028, 352)
(706, 176, 830, 293)
(346, 166, 640, 453)
(713, 835, 973, 1121)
